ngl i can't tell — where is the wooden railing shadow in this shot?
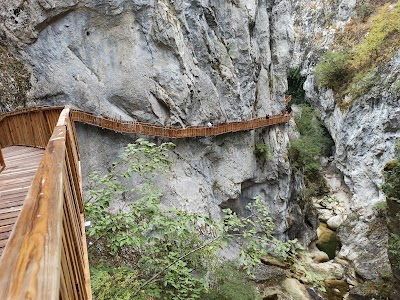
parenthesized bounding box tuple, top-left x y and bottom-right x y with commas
(0, 108, 91, 300)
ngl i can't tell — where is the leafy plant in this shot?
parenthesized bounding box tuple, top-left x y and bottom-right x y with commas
(287, 67, 307, 104)
(382, 140, 400, 288)
(357, 3, 374, 20)
(388, 233, 400, 269)
(86, 138, 305, 299)
(345, 68, 380, 99)
(382, 141, 400, 203)
(255, 144, 272, 161)
(90, 264, 141, 300)
(202, 261, 262, 300)
(373, 201, 388, 217)
(313, 50, 350, 90)
(289, 104, 333, 180)
(352, 2, 400, 69)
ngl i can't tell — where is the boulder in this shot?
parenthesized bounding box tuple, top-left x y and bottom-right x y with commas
(327, 215, 344, 231)
(282, 278, 311, 300)
(253, 265, 287, 284)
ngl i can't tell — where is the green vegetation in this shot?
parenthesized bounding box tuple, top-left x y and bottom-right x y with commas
(382, 140, 400, 289)
(255, 143, 272, 161)
(289, 105, 333, 198)
(287, 67, 307, 104)
(202, 261, 262, 300)
(86, 138, 305, 299)
(373, 201, 388, 217)
(313, 50, 350, 90)
(382, 141, 400, 203)
(352, 2, 400, 69)
(314, 1, 400, 107)
(289, 105, 333, 180)
(344, 68, 380, 100)
(388, 232, 400, 270)
(356, 3, 374, 20)
(391, 79, 400, 95)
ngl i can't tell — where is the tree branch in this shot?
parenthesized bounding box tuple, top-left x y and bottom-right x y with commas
(130, 235, 222, 298)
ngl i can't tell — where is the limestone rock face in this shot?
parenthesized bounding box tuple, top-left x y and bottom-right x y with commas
(0, 1, 317, 244)
(1, 0, 293, 123)
(292, 0, 399, 281)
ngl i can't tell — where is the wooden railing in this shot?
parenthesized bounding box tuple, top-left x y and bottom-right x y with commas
(0, 106, 292, 142)
(0, 147, 5, 173)
(71, 110, 291, 138)
(0, 103, 292, 299)
(0, 107, 63, 149)
(0, 108, 91, 299)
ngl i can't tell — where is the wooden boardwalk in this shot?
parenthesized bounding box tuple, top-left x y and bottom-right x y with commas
(0, 146, 44, 257)
(0, 100, 292, 298)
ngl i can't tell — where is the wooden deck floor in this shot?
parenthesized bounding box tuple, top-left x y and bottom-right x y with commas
(0, 146, 44, 257)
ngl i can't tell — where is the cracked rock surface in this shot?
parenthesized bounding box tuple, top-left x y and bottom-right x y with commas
(0, 0, 317, 245)
(292, 0, 400, 281)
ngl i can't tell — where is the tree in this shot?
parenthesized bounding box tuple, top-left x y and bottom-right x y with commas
(313, 50, 350, 90)
(382, 141, 400, 294)
(86, 138, 303, 299)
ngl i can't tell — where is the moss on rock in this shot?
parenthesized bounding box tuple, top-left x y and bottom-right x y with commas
(0, 45, 31, 112)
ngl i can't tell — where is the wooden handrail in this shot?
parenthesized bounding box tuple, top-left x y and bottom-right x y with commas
(0, 107, 63, 149)
(0, 147, 5, 172)
(70, 109, 291, 138)
(0, 108, 91, 299)
(0, 103, 292, 299)
(0, 106, 291, 143)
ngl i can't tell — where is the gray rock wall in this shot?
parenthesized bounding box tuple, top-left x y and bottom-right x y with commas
(0, 1, 316, 244)
(292, 0, 400, 280)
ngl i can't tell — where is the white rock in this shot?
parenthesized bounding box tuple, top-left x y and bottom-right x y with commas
(327, 215, 344, 230)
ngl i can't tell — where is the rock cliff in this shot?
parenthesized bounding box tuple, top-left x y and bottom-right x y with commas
(0, 0, 316, 244)
(292, 0, 400, 283)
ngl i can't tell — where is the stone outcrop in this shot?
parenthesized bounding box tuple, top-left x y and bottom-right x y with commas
(0, 46, 31, 112)
(0, 0, 317, 245)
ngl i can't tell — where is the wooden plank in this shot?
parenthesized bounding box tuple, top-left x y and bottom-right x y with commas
(0, 148, 5, 173)
(0, 126, 66, 300)
(0, 225, 13, 234)
(0, 146, 44, 256)
(0, 217, 18, 227)
(80, 213, 92, 300)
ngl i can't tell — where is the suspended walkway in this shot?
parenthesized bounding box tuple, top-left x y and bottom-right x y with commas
(0, 102, 292, 299)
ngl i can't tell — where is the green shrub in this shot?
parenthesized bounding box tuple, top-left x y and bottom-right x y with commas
(345, 68, 380, 99)
(202, 261, 262, 300)
(382, 141, 400, 203)
(289, 105, 334, 180)
(90, 264, 141, 300)
(287, 67, 307, 104)
(86, 139, 306, 299)
(357, 3, 374, 20)
(388, 233, 400, 270)
(319, 1, 400, 107)
(391, 79, 400, 95)
(353, 2, 400, 69)
(313, 50, 350, 90)
(373, 201, 388, 217)
(255, 144, 272, 161)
